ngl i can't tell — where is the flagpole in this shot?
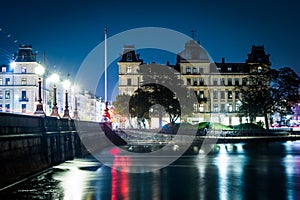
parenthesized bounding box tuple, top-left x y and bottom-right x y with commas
(104, 27, 107, 102)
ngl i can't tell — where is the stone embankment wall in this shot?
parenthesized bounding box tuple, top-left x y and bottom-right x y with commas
(0, 112, 100, 188)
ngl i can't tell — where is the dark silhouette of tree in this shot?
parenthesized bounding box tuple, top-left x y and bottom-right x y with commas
(237, 66, 300, 129)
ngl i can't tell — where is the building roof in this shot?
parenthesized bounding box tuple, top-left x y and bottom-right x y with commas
(177, 40, 211, 63)
(14, 45, 36, 62)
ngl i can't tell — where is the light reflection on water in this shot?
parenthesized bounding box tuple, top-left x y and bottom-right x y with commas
(2, 141, 300, 199)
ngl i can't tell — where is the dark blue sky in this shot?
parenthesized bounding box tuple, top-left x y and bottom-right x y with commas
(0, 0, 299, 99)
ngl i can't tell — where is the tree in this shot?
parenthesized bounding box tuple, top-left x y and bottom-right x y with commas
(113, 94, 133, 128)
(237, 66, 300, 129)
(129, 63, 197, 127)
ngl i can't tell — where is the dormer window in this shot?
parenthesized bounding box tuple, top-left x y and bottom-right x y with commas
(127, 53, 132, 61)
(258, 66, 262, 73)
(228, 66, 232, 72)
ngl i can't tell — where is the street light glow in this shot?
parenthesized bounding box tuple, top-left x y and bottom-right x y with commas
(35, 64, 45, 76)
(49, 73, 60, 83)
(63, 79, 71, 90)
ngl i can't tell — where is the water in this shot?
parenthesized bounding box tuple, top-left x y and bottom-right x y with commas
(1, 141, 300, 200)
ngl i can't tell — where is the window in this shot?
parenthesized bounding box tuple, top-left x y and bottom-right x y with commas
(186, 67, 191, 74)
(228, 78, 232, 86)
(228, 66, 232, 72)
(5, 78, 10, 85)
(193, 67, 197, 74)
(236, 101, 241, 111)
(21, 66, 27, 73)
(235, 91, 239, 99)
(228, 91, 232, 99)
(199, 68, 204, 74)
(0, 78, 2, 85)
(193, 78, 197, 86)
(258, 66, 262, 73)
(127, 53, 132, 61)
(221, 104, 225, 112)
(126, 66, 132, 73)
(199, 104, 204, 112)
(127, 78, 132, 86)
(0, 104, 2, 112)
(213, 104, 219, 112)
(5, 104, 10, 112)
(213, 91, 218, 99)
(193, 103, 198, 112)
(187, 78, 191, 85)
(235, 78, 239, 86)
(0, 91, 2, 99)
(199, 91, 204, 98)
(220, 78, 225, 85)
(227, 104, 233, 112)
(2, 66, 6, 72)
(21, 104, 26, 113)
(242, 78, 247, 86)
(221, 91, 225, 99)
(213, 78, 218, 86)
(199, 78, 204, 86)
(21, 91, 27, 100)
(21, 78, 27, 85)
(5, 90, 10, 99)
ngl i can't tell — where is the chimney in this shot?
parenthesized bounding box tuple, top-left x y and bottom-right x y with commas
(222, 57, 225, 64)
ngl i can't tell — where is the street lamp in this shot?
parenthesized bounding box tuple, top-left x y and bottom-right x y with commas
(62, 79, 71, 119)
(72, 85, 80, 120)
(48, 73, 60, 118)
(34, 64, 45, 115)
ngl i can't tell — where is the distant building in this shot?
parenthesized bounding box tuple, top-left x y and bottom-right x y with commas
(118, 40, 271, 126)
(0, 45, 103, 121)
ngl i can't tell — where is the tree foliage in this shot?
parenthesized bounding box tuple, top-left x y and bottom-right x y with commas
(237, 66, 300, 129)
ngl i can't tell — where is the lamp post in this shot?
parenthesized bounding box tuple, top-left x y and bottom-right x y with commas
(34, 64, 45, 115)
(72, 85, 80, 120)
(49, 73, 60, 117)
(63, 79, 71, 119)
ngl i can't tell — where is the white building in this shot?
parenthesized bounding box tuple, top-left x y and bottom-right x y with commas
(0, 45, 103, 121)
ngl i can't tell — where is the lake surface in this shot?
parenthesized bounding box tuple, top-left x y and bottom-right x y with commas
(1, 141, 300, 200)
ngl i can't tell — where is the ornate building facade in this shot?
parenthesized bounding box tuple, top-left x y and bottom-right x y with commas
(118, 40, 271, 126)
(0, 45, 104, 121)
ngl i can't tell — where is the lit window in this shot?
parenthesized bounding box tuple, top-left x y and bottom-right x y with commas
(21, 78, 27, 85)
(186, 67, 191, 74)
(228, 66, 232, 71)
(193, 67, 197, 73)
(227, 104, 233, 112)
(126, 66, 132, 73)
(2, 67, 6, 72)
(5, 90, 10, 99)
(228, 91, 232, 99)
(22, 66, 27, 73)
(199, 91, 204, 98)
(199, 104, 204, 112)
(213, 104, 219, 112)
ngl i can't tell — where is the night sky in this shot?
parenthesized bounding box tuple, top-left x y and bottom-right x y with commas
(0, 0, 299, 99)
